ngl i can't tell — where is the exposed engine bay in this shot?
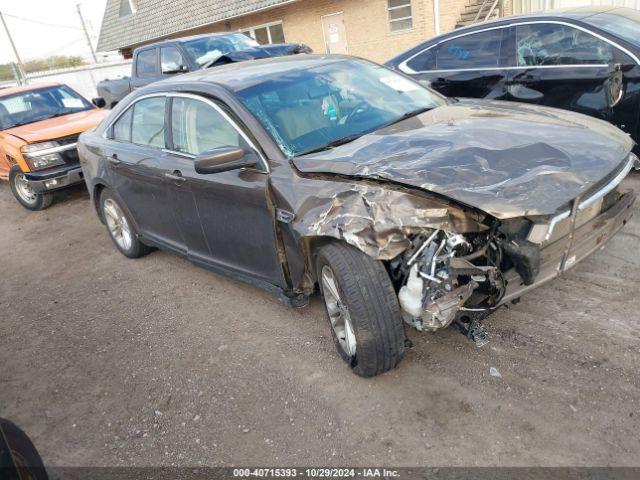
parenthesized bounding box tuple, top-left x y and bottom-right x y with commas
(390, 229, 505, 339)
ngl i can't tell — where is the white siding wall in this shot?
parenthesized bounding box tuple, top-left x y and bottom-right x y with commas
(23, 61, 132, 100)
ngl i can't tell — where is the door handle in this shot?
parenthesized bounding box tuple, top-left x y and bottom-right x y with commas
(164, 170, 186, 183)
(107, 153, 121, 166)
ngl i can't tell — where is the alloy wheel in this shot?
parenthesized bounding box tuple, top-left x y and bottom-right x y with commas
(13, 173, 38, 205)
(321, 265, 357, 357)
(103, 198, 133, 251)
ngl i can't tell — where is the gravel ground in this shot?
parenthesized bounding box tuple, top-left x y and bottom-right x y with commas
(1, 176, 639, 467)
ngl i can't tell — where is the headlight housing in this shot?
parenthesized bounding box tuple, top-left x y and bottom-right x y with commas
(21, 142, 66, 171)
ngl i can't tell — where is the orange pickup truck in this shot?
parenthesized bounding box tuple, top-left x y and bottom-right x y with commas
(0, 83, 107, 210)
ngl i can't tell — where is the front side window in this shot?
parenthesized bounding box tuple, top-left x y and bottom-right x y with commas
(436, 29, 503, 70)
(183, 34, 260, 68)
(171, 97, 240, 155)
(235, 59, 445, 157)
(0, 85, 93, 131)
(161, 47, 185, 74)
(136, 49, 157, 77)
(130, 97, 165, 148)
(516, 23, 614, 66)
(388, 0, 413, 32)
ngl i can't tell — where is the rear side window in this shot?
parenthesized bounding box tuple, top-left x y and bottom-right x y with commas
(112, 107, 133, 142)
(436, 29, 503, 69)
(516, 23, 614, 66)
(406, 46, 436, 71)
(136, 49, 157, 77)
(171, 97, 240, 155)
(131, 97, 166, 148)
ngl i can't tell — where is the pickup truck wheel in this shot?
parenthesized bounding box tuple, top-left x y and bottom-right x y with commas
(100, 189, 151, 258)
(9, 166, 53, 211)
(316, 242, 405, 377)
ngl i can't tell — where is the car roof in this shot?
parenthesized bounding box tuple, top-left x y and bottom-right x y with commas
(0, 82, 62, 98)
(155, 54, 354, 91)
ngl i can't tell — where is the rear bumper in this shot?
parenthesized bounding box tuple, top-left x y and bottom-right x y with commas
(24, 166, 85, 193)
(500, 190, 635, 304)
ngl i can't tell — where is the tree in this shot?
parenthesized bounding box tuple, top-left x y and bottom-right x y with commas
(0, 55, 87, 81)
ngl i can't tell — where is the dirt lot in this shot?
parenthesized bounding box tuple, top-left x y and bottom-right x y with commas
(1, 175, 639, 468)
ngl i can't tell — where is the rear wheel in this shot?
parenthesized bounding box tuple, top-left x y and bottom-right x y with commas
(9, 166, 53, 211)
(316, 242, 406, 377)
(100, 189, 151, 258)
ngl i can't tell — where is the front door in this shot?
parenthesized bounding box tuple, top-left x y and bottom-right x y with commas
(322, 12, 348, 54)
(165, 94, 286, 287)
(506, 22, 630, 124)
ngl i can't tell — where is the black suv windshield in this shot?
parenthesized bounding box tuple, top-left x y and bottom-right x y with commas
(0, 85, 93, 130)
(582, 9, 640, 48)
(235, 59, 445, 157)
(183, 34, 260, 68)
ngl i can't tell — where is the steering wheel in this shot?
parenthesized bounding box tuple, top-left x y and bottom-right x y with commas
(343, 100, 371, 124)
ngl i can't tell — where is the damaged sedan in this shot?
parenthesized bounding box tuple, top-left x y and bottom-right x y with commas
(78, 55, 637, 377)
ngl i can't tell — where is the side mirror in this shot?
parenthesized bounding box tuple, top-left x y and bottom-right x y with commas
(92, 97, 106, 108)
(163, 64, 188, 74)
(194, 147, 257, 174)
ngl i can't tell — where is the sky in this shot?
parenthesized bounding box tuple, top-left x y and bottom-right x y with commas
(0, 0, 109, 64)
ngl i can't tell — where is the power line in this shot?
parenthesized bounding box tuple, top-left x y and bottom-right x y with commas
(2, 12, 83, 30)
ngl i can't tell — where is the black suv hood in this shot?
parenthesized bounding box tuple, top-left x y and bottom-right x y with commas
(292, 99, 634, 219)
(208, 43, 312, 67)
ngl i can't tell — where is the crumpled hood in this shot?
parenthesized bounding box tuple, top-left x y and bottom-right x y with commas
(4, 109, 108, 143)
(209, 43, 312, 67)
(292, 99, 634, 219)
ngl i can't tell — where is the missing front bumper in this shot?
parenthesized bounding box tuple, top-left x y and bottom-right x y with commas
(500, 190, 635, 305)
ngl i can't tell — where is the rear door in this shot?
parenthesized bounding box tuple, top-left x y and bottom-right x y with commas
(506, 22, 622, 123)
(104, 95, 186, 253)
(399, 27, 510, 99)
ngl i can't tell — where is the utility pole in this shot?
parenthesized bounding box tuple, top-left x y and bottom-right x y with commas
(76, 4, 98, 63)
(0, 11, 26, 83)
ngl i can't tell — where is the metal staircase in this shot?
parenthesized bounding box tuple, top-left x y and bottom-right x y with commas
(457, 0, 502, 27)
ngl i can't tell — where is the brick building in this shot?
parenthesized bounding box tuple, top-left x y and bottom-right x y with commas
(97, 0, 513, 64)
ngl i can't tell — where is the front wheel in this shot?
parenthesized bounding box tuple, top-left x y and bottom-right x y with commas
(316, 242, 406, 377)
(9, 166, 53, 211)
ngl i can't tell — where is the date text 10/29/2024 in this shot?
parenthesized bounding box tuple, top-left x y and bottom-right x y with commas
(233, 468, 401, 478)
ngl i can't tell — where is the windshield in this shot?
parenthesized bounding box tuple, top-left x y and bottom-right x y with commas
(0, 85, 93, 131)
(183, 34, 260, 67)
(582, 9, 640, 48)
(235, 60, 445, 157)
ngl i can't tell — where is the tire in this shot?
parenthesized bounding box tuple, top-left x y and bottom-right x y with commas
(99, 188, 151, 258)
(9, 165, 53, 211)
(316, 242, 406, 377)
(0, 418, 48, 480)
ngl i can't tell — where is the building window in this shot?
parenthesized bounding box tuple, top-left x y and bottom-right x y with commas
(240, 21, 285, 45)
(119, 0, 137, 18)
(388, 0, 413, 32)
